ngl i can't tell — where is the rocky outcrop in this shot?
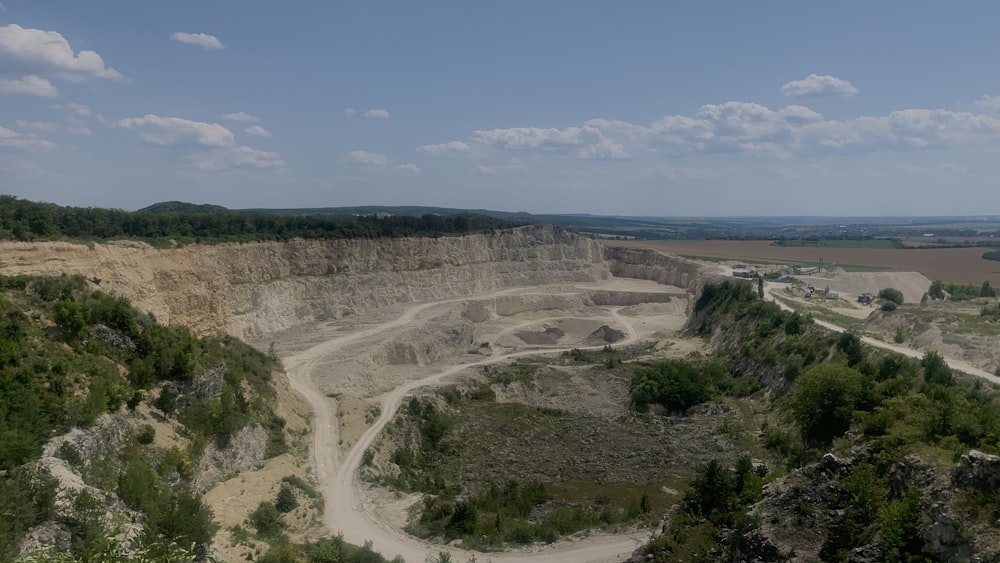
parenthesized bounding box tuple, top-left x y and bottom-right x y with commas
(951, 450, 1000, 492)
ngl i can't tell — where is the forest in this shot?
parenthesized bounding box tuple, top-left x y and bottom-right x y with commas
(0, 196, 524, 245)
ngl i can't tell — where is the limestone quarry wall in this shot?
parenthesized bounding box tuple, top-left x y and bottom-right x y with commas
(0, 225, 610, 339)
(602, 246, 725, 297)
(0, 226, 723, 340)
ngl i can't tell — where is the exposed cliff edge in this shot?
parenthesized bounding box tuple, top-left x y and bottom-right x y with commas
(0, 225, 612, 339)
(602, 246, 726, 311)
(0, 226, 724, 341)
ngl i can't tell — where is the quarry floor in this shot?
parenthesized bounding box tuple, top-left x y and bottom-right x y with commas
(269, 277, 692, 563)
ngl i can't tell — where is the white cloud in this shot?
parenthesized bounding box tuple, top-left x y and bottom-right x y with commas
(113, 114, 235, 147)
(0, 24, 122, 80)
(0, 125, 56, 151)
(435, 94, 1000, 164)
(363, 108, 390, 119)
(191, 146, 285, 171)
(344, 108, 356, 117)
(473, 158, 526, 176)
(472, 125, 628, 160)
(397, 163, 421, 173)
(417, 141, 471, 157)
(223, 111, 258, 122)
(780, 74, 858, 98)
(347, 150, 390, 167)
(170, 32, 224, 50)
(67, 102, 90, 116)
(0, 75, 58, 97)
(244, 125, 272, 137)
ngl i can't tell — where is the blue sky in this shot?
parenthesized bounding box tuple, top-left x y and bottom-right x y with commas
(2, 2, 999, 216)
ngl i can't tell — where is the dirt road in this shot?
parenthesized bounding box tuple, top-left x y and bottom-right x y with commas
(765, 284, 1000, 385)
(283, 282, 655, 563)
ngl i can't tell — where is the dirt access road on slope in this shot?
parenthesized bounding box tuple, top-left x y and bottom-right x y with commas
(282, 280, 676, 563)
(765, 283, 1000, 386)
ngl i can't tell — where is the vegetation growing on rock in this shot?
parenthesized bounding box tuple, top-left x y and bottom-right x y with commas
(0, 274, 286, 561)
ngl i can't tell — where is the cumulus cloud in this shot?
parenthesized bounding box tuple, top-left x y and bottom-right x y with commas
(347, 150, 390, 167)
(431, 94, 1000, 164)
(223, 111, 258, 122)
(191, 146, 285, 171)
(780, 74, 858, 98)
(417, 141, 470, 157)
(170, 32, 224, 50)
(471, 125, 628, 160)
(0, 24, 122, 80)
(0, 75, 58, 97)
(113, 114, 235, 147)
(363, 108, 390, 119)
(0, 125, 56, 151)
(244, 125, 271, 137)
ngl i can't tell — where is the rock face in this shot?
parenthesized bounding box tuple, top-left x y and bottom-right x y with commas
(0, 225, 611, 339)
(603, 246, 722, 295)
(0, 226, 718, 340)
(951, 450, 1000, 492)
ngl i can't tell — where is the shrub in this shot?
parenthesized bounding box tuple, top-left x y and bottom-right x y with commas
(275, 484, 298, 513)
(879, 288, 904, 306)
(135, 424, 156, 445)
(791, 364, 864, 444)
(249, 501, 283, 537)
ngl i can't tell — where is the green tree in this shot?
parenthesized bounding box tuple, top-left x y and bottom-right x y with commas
(837, 331, 865, 367)
(928, 281, 945, 300)
(275, 484, 298, 513)
(791, 364, 864, 444)
(982, 280, 994, 298)
(879, 288, 904, 306)
(920, 350, 952, 387)
(249, 501, 283, 537)
(880, 488, 927, 563)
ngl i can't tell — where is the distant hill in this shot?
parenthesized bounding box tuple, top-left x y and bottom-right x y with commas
(138, 201, 229, 214)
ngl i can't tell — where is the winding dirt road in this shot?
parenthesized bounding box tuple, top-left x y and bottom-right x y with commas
(283, 285, 650, 563)
(281, 279, 999, 563)
(766, 284, 1000, 385)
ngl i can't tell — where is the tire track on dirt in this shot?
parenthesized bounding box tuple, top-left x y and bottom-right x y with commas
(284, 283, 652, 563)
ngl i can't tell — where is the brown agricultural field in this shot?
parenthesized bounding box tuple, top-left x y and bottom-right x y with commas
(602, 239, 1000, 286)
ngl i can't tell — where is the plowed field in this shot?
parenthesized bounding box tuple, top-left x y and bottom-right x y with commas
(602, 240, 1000, 285)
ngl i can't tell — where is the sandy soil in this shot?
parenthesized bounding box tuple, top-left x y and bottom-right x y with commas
(277, 278, 686, 563)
